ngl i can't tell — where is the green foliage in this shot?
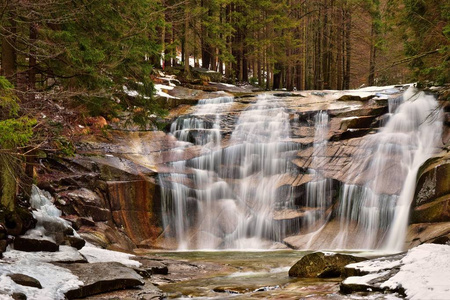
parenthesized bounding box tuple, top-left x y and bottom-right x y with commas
(53, 137, 75, 157)
(0, 77, 36, 148)
(9, 0, 165, 127)
(0, 77, 36, 210)
(0, 77, 19, 119)
(249, 77, 258, 86)
(400, 0, 449, 84)
(0, 117, 36, 148)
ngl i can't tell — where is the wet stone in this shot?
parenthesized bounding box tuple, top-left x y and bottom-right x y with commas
(13, 237, 59, 252)
(7, 274, 42, 289)
(288, 252, 367, 278)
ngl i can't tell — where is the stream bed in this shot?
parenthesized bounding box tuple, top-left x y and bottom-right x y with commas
(144, 250, 400, 299)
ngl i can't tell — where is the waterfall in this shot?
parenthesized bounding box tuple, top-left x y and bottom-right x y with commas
(329, 87, 443, 250)
(160, 94, 297, 249)
(160, 87, 442, 251)
(383, 89, 443, 250)
(303, 111, 331, 232)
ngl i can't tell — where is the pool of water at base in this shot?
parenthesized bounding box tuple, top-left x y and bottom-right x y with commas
(143, 250, 402, 299)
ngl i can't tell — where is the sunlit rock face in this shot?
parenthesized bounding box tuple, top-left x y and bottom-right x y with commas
(157, 86, 445, 251)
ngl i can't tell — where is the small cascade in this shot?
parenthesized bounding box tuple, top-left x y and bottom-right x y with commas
(160, 94, 297, 249)
(161, 96, 234, 249)
(328, 87, 443, 250)
(221, 94, 295, 248)
(303, 111, 331, 231)
(170, 95, 233, 145)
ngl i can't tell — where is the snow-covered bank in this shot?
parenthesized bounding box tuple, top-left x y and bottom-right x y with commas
(342, 244, 450, 299)
(0, 186, 144, 300)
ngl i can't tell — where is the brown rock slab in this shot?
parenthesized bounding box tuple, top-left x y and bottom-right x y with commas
(8, 273, 42, 289)
(131, 256, 169, 277)
(14, 237, 59, 252)
(60, 262, 144, 299)
(288, 252, 367, 278)
(405, 222, 450, 249)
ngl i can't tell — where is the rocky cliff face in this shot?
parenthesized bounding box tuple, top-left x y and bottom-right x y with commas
(32, 85, 449, 252)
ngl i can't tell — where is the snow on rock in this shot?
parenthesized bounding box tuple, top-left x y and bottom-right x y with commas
(341, 244, 450, 299)
(381, 244, 450, 300)
(4, 246, 85, 263)
(210, 82, 237, 88)
(345, 254, 403, 274)
(154, 84, 179, 99)
(0, 246, 83, 300)
(343, 271, 390, 285)
(79, 243, 141, 268)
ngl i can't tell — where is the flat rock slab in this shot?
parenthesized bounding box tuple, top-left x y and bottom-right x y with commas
(131, 256, 169, 276)
(57, 262, 144, 299)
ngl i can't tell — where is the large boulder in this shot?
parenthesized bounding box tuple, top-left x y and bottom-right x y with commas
(406, 150, 450, 248)
(288, 252, 367, 278)
(412, 152, 450, 224)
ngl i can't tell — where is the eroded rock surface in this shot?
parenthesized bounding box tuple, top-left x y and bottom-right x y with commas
(60, 262, 144, 299)
(288, 252, 367, 278)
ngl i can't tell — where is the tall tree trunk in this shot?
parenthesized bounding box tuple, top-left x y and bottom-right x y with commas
(343, 6, 351, 89)
(164, 6, 173, 69)
(368, 24, 377, 86)
(28, 22, 38, 102)
(184, 2, 191, 76)
(1, 16, 17, 84)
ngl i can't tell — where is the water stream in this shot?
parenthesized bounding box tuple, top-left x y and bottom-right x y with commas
(149, 250, 397, 299)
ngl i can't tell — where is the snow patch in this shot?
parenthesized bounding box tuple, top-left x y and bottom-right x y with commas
(343, 271, 389, 285)
(381, 244, 450, 300)
(79, 244, 141, 268)
(154, 84, 179, 99)
(210, 82, 237, 88)
(345, 257, 401, 273)
(343, 244, 450, 300)
(0, 247, 83, 300)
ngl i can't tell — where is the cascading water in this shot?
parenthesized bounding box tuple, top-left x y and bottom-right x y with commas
(327, 87, 443, 250)
(160, 94, 297, 249)
(160, 86, 442, 251)
(303, 111, 332, 231)
(221, 94, 295, 248)
(161, 95, 234, 249)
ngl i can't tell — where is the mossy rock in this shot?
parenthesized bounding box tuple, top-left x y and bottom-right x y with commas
(413, 154, 450, 224)
(288, 252, 367, 278)
(411, 195, 450, 223)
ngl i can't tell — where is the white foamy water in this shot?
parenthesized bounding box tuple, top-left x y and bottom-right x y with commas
(303, 111, 331, 233)
(161, 87, 442, 251)
(330, 87, 443, 250)
(160, 94, 298, 249)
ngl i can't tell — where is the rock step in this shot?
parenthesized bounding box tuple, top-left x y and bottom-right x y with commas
(59, 262, 144, 299)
